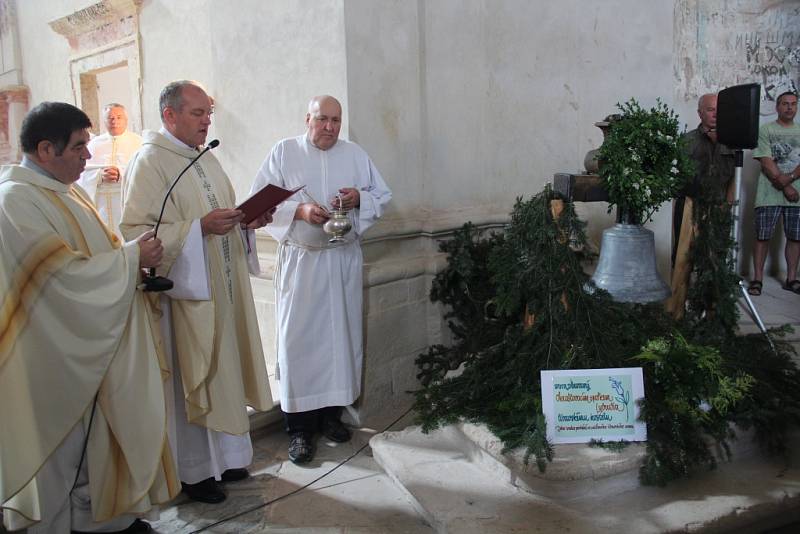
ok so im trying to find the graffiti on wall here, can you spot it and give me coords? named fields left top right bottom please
left=675, top=0, right=799, bottom=115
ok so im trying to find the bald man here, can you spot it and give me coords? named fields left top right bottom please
left=250, top=96, right=392, bottom=464
left=667, top=92, right=735, bottom=318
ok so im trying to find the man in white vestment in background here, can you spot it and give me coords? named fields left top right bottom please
left=0, top=102, right=178, bottom=533
left=77, top=103, right=142, bottom=237
left=250, top=95, right=391, bottom=464
left=121, top=80, right=273, bottom=504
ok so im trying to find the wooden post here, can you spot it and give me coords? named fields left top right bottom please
left=523, top=198, right=569, bottom=330
left=665, top=197, right=695, bottom=320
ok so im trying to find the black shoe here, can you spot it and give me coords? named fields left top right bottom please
left=221, top=467, right=249, bottom=483
left=288, top=432, right=315, bottom=464
left=181, top=477, right=226, bottom=503
left=73, top=518, right=151, bottom=534
left=121, top=520, right=152, bottom=533
left=322, top=417, right=351, bottom=443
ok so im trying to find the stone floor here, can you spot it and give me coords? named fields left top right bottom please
left=149, top=412, right=431, bottom=534
left=153, top=276, right=800, bottom=533
left=3, top=276, right=799, bottom=533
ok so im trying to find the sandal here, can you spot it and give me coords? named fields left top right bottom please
left=747, top=280, right=762, bottom=296
left=783, top=279, right=800, bottom=295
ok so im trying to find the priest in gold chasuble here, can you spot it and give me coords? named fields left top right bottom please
left=121, top=80, right=272, bottom=504
left=0, top=103, right=178, bottom=533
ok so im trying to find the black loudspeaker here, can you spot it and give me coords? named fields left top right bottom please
left=717, top=83, right=760, bottom=149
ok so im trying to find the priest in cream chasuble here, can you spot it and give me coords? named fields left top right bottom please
left=121, top=81, right=272, bottom=501
left=0, top=102, right=178, bottom=533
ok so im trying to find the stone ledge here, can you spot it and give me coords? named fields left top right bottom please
left=371, top=424, right=800, bottom=533
left=457, top=422, right=646, bottom=498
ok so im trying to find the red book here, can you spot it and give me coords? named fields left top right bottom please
left=237, top=184, right=303, bottom=224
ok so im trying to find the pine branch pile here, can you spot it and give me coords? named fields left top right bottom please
left=413, top=186, right=800, bottom=485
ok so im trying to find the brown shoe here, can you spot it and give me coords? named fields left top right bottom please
left=783, top=279, right=800, bottom=295
left=747, top=280, right=762, bottom=296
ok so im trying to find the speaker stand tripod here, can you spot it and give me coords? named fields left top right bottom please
left=730, top=149, right=777, bottom=353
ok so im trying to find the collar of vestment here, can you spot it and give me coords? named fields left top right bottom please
left=304, top=133, right=341, bottom=154
left=159, top=126, right=196, bottom=151
left=141, top=129, right=202, bottom=160
left=21, top=156, right=57, bottom=180
left=92, top=131, right=136, bottom=141
left=1, top=162, right=71, bottom=193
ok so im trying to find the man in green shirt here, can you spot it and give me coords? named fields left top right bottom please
left=749, top=91, right=800, bottom=296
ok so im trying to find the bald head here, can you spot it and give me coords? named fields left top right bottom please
left=308, top=95, right=341, bottom=115
left=306, top=95, right=342, bottom=150
left=697, top=93, right=718, bottom=133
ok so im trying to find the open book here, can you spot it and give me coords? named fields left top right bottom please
left=237, top=184, right=304, bottom=224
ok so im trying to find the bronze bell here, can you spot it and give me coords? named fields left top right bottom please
left=590, top=222, right=671, bottom=303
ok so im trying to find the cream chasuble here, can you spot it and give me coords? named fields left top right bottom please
left=121, top=130, right=272, bottom=438
left=77, top=130, right=143, bottom=238
left=251, top=135, right=391, bottom=412
left=0, top=165, right=179, bottom=531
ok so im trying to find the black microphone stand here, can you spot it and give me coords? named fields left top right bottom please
left=141, top=139, right=220, bottom=292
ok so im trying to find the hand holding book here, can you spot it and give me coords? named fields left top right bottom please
left=236, top=184, right=304, bottom=224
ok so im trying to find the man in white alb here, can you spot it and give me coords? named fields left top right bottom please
left=121, top=80, right=273, bottom=504
left=251, top=95, right=391, bottom=464
left=77, top=103, right=142, bottom=237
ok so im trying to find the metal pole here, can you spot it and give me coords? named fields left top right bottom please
left=731, top=150, right=744, bottom=268
left=730, top=150, right=776, bottom=353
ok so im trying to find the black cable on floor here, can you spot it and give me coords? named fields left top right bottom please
left=70, top=393, right=99, bottom=495
left=189, top=406, right=414, bottom=533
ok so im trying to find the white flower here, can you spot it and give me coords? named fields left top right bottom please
left=671, top=159, right=677, bottom=165
left=633, top=182, right=640, bottom=190
left=631, top=153, right=641, bottom=162
left=645, top=187, right=652, bottom=197
left=670, top=166, right=679, bottom=175
left=623, top=168, right=630, bottom=176
left=665, top=135, right=673, bottom=141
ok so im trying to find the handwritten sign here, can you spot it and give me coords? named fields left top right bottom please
left=541, top=368, right=646, bottom=444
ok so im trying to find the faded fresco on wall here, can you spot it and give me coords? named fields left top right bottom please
left=675, top=0, right=800, bottom=115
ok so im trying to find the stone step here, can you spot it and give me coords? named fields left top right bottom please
left=456, top=422, right=647, bottom=499
left=371, top=423, right=800, bottom=533
left=370, top=425, right=594, bottom=533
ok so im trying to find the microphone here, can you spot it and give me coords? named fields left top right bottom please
left=142, top=139, right=220, bottom=292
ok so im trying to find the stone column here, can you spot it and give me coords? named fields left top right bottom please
left=0, top=87, right=28, bottom=164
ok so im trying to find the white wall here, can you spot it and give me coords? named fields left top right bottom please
left=95, top=64, right=133, bottom=129
left=135, top=0, right=350, bottom=201
left=344, top=0, right=676, bottom=273
left=15, top=0, right=76, bottom=102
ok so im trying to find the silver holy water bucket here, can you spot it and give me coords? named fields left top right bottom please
left=322, top=194, right=352, bottom=243
left=590, top=223, right=671, bottom=303
left=322, top=209, right=352, bottom=243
